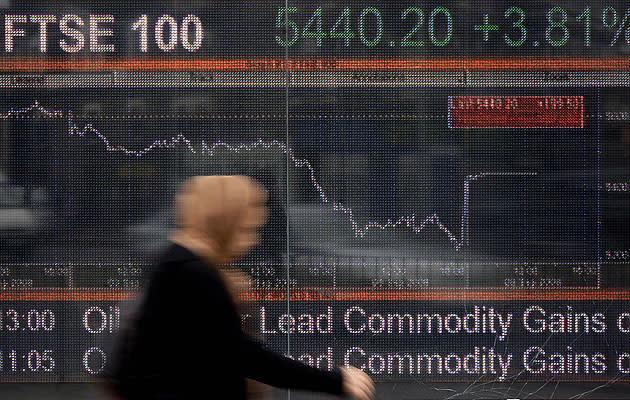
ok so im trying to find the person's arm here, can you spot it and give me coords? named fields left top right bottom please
left=184, top=259, right=373, bottom=398
left=239, top=333, right=344, bottom=394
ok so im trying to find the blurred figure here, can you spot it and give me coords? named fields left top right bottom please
left=104, top=175, right=374, bottom=400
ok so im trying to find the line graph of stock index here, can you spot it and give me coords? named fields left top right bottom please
left=0, top=85, right=623, bottom=387
left=0, top=91, right=601, bottom=291
left=3, top=101, right=538, bottom=246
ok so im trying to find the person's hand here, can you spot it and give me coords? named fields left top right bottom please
left=340, top=366, right=374, bottom=400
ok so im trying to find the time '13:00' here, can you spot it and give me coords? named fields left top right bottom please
left=0, top=309, right=56, bottom=332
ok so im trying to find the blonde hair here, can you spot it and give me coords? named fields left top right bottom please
left=169, top=175, right=268, bottom=265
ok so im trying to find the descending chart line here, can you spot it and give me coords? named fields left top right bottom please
left=4, top=101, right=537, bottom=249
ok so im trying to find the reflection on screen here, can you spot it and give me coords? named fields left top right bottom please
left=0, top=1, right=629, bottom=398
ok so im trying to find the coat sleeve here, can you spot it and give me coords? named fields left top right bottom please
left=239, top=333, right=344, bottom=395
left=186, top=260, right=345, bottom=396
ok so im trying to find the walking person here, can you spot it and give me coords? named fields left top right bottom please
left=104, top=175, right=374, bottom=400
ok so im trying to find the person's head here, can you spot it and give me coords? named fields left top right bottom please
left=170, top=175, right=268, bottom=265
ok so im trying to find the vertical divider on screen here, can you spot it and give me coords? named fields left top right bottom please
left=283, top=0, right=292, bottom=398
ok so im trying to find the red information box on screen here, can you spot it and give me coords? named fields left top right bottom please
left=449, top=96, right=585, bottom=128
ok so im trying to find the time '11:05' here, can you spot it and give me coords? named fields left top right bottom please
left=0, top=350, right=55, bottom=372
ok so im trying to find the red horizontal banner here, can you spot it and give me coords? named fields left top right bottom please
left=1, top=288, right=629, bottom=301
left=449, top=96, right=585, bottom=128
left=0, top=57, right=630, bottom=71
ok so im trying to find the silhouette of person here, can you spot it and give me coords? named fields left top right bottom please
left=104, top=175, right=374, bottom=400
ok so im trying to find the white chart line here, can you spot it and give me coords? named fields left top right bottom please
left=4, top=101, right=537, bottom=250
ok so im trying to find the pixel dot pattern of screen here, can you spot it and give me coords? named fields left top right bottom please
left=0, top=1, right=629, bottom=399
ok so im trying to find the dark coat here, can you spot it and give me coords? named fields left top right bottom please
left=105, top=242, right=343, bottom=400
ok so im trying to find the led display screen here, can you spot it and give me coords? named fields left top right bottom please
left=0, top=1, right=629, bottom=398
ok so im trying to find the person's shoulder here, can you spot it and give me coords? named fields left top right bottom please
left=159, top=241, right=202, bottom=264
left=156, top=242, right=224, bottom=287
